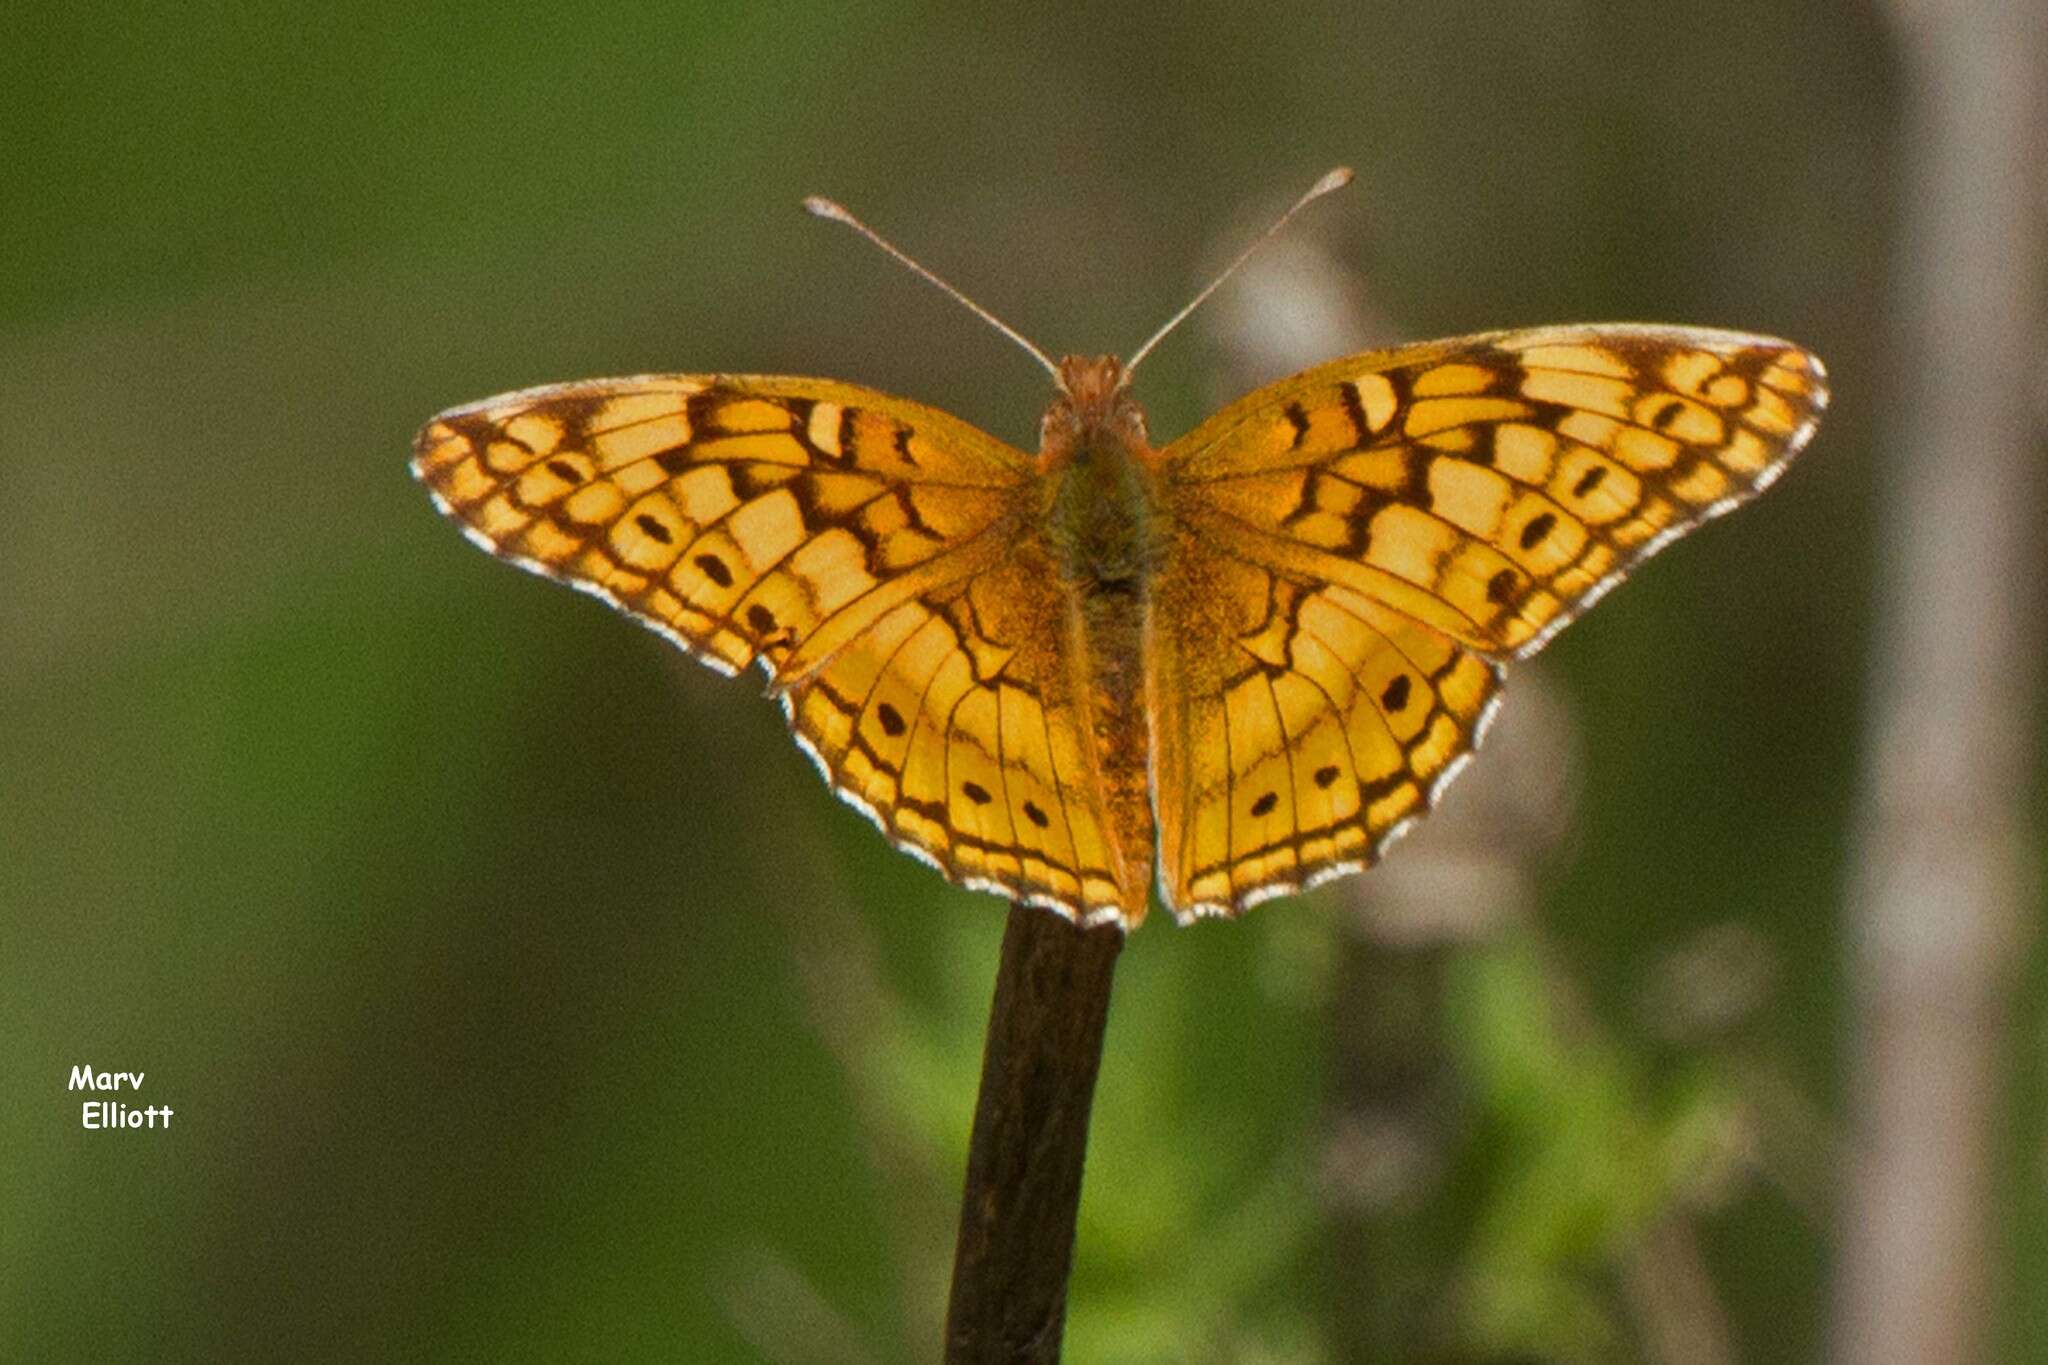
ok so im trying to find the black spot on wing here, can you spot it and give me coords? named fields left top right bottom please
left=1283, top=402, right=1311, bottom=450
left=892, top=424, right=919, bottom=468
left=1338, top=381, right=1373, bottom=447
left=694, top=552, right=734, bottom=587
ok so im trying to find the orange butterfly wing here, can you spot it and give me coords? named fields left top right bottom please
left=1148, top=325, right=1827, bottom=917
left=413, top=375, right=1142, bottom=920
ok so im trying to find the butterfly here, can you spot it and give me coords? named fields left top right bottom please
left=412, top=171, right=1827, bottom=929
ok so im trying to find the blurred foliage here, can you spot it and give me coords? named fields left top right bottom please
left=6, top=2, right=2040, bottom=1363
left=1445, top=935, right=1742, bottom=1361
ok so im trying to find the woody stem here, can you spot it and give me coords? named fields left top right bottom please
left=942, top=903, right=1125, bottom=1363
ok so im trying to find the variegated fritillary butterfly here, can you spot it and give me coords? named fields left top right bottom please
left=412, top=171, right=1826, bottom=929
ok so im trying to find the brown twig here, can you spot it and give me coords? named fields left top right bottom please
left=943, top=903, right=1124, bottom=1363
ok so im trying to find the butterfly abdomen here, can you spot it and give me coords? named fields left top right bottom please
left=1052, top=572, right=1154, bottom=918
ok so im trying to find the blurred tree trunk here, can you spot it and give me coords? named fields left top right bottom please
left=1835, top=6, right=2045, bottom=1364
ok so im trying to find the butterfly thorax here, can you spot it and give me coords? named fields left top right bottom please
left=1039, top=355, right=1167, bottom=596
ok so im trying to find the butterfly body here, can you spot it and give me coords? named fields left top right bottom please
left=415, top=324, right=1826, bottom=928
left=999, top=356, right=1159, bottom=919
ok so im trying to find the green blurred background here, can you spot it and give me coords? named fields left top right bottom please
left=4, top=3, right=2038, bottom=1361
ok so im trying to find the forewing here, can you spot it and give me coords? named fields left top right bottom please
left=1161, top=325, right=1828, bottom=659
left=413, top=374, right=1031, bottom=679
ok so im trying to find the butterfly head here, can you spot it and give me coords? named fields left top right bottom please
left=1041, top=354, right=1151, bottom=469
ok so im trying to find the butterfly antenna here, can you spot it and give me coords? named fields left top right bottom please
left=803, top=195, right=1063, bottom=385
left=1122, top=166, right=1355, bottom=382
